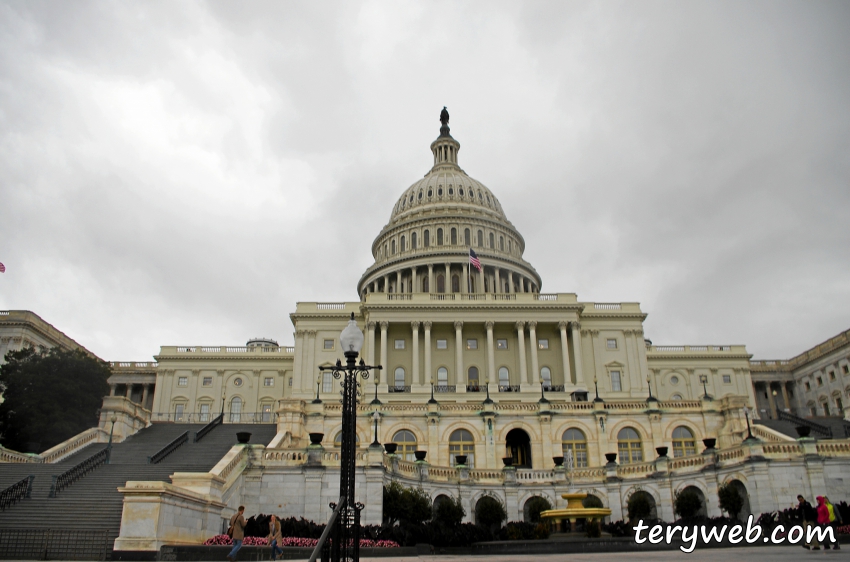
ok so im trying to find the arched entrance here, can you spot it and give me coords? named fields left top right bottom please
left=505, top=428, right=532, bottom=468
left=627, top=490, right=657, bottom=521
left=727, top=480, right=751, bottom=520
left=675, top=486, right=708, bottom=519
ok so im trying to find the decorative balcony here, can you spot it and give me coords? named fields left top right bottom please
left=388, top=385, right=411, bottom=393
left=434, top=385, right=456, bottom=393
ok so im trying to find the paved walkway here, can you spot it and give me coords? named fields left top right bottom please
left=362, top=545, right=842, bottom=561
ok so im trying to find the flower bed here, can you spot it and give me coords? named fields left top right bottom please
left=202, top=535, right=399, bottom=548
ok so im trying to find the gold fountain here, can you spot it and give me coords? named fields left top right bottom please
left=540, top=492, right=612, bottom=532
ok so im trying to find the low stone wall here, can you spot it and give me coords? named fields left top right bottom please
left=158, top=545, right=419, bottom=561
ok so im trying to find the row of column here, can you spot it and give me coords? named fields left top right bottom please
left=109, top=383, right=154, bottom=408
left=363, top=263, right=538, bottom=296
left=754, top=381, right=795, bottom=419
left=365, top=320, right=585, bottom=389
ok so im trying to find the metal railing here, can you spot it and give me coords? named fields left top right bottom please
left=194, top=413, right=224, bottom=443
left=49, top=448, right=110, bottom=498
left=0, top=529, right=110, bottom=560
left=388, top=385, right=411, bottom=393
left=148, top=430, right=188, bottom=464
left=777, top=410, right=832, bottom=438
left=0, top=476, right=34, bottom=510
left=466, top=384, right=482, bottom=392
left=544, top=384, right=565, bottom=392
left=434, top=385, right=456, bottom=393
left=498, top=385, right=521, bottom=392
left=308, top=496, right=345, bottom=562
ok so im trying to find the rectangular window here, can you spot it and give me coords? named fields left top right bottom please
left=322, top=372, right=333, bottom=393
left=178, top=376, right=188, bottom=387
left=810, top=407, right=817, bottom=416
left=817, top=377, right=823, bottom=386
left=805, top=382, right=811, bottom=391
left=611, top=371, right=622, bottom=392
left=607, top=339, right=618, bottom=349
left=264, top=377, right=274, bottom=387
left=288, top=377, right=293, bottom=387
left=843, top=365, right=849, bottom=374
left=466, top=339, right=478, bottom=350
left=395, top=339, right=405, bottom=350
left=202, top=376, right=212, bottom=386
left=323, top=339, right=334, bottom=350
left=496, top=339, right=508, bottom=349
left=722, top=375, right=731, bottom=384
left=262, top=403, right=272, bottom=422
left=829, top=371, right=836, bottom=381
left=199, top=403, right=210, bottom=422
left=436, top=339, right=447, bottom=349
left=175, top=404, right=185, bottom=421
left=538, top=339, right=549, bottom=350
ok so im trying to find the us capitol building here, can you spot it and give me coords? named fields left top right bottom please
left=2, top=110, right=849, bottom=551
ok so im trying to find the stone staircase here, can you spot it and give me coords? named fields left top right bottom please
left=755, top=415, right=850, bottom=439
left=0, top=422, right=277, bottom=550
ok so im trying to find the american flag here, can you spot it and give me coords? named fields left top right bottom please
left=469, top=249, right=481, bottom=271
left=0, top=262, right=5, bottom=273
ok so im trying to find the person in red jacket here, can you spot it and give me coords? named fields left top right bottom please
left=815, top=496, right=838, bottom=550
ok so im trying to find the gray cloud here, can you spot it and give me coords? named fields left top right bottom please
left=1, top=0, right=848, bottom=360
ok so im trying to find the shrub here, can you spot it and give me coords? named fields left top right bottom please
left=383, top=482, right=432, bottom=526
left=475, top=496, right=507, bottom=529
left=525, top=496, right=553, bottom=523
left=674, top=489, right=703, bottom=520
left=627, top=493, right=653, bottom=521
left=533, top=522, right=551, bottom=540
left=582, top=495, right=604, bottom=509
left=434, top=495, right=465, bottom=526
left=586, top=519, right=601, bottom=538
left=717, top=483, right=744, bottom=520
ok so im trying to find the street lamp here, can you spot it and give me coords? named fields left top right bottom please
left=428, top=376, right=438, bottom=405
left=370, top=373, right=382, bottom=406
left=699, top=375, right=712, bottom=400
left=317, top=313, right=380, bottom=562
left=107, top=414, right=118, bottom=463
left=538, top=377, right=549, bottom=405
left=646, top=375, right=658, bottom=403
left=742, top=406, right=756, bottom=442
left=593, top=376, right=604, bottom=403
left=313, top=374, right=322, bottom=404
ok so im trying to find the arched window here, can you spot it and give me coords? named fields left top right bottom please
left=384, top=244, right=388, bottom=258
left=464, top=228, right=471, bottom=246
left=400, top=235, right=405, bottom=252
left=617, top=427, right=643, bottom=464
left=230, top=397, right=242, bottom=423
left=437, top=228, right=443, bottom=245
left=394, top=367, right=405, bottom=388
left=451, top=274, right=460, bottom=293
left=391, top=240, right=396, bottom=254
left=437, top=367, right=448, bottom=386
left=411, top=232, right=417, bottom=249
left=477, top=230, right=483, bottom=247
left=489, top=232, right=494, bottom=248
left=334, top=431, right=360, bottom=447
left=541, top=367, right=552, bottom=387
left=500, top=236, right=504, bottom=251
left=468, top=366, right=480, bottom=390
left=422, top=276, right=429, bottom=292
left=436, top=274, right=445, bottom=293
left=672, top=426, right=696, bottom=457
left=499, top=367, right=510, bottom=386
left=562, top=428, right=588, bottom=468
left=393, top=430, right=417, bottom=461
left=451, top=227, right=457, bottom=245
left=424, top=230, right=430, bottom=247
left=449, top=429, right=475, bottom=467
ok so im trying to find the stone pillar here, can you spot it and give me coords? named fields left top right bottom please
left=479, top=265, right=485, bottom=294
left=486, top=321, right=496, bottom=386
left=495, top=268, right=501, bottom=294
left=571, top=322, right=585, bottom=388
left=428, top=264, right=434, bottom=294
left=424, top=321, right=432, bottom=388
left=767, top=384, right=778, bottom=419
left=367, top=322, right=376, bottom=369
left=412, top=321, right=420, bottom=386
left=141, top=385, right=150, bottom=409
left=780, top=383, right=790, bottom=412
left=383, top=274, right=389, bottom=293
left=125, top=384, right=133, bottom=399
left=516, top=321, right=528, bottom=385
left=411, top=266, right=418, bottom=293
left=380, top=321, right=389, bottom=388
left=462, top=263, right=469, bottom=294
left=528, top=321, right=540, bottom=385
left=445, top=263, right=451, bottom=292
left=455, top=321, right=465, bottom=388
left=559, top=321, right=573, bottom=385
left=396, top=270, right=402, bottom=294
left=110, top=384, right=117, bottom=397
left=508, top=272, right=515, bottom=294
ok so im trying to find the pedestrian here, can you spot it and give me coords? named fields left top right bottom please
left=228, top=506, right=247, bottom=562
left=815, top=496, right=838, bottom=550
left=823, top=496, right=842, bottom=550
left=797, top=495, right=819, bottom=550
left=267, top=514, right=283, bottom=561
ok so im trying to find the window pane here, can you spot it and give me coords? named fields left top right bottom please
left=468, top=366, right=479, bottom=382
left=611, top=371, right=621, bottom=392
left=323, top=372, right=333, bottom=393
left=466, top=339, right=478, bottom=350
left=499, top=367, right=509, bottom=385
left=497, top=339, right=508, bottom=349
left=541, top=367, right=551, bottom=383
left=436, top=339, right=447, bottom=349
left=538, top=339, right=549, bottom=350
left=395, top=339, right=405, bottom=349
left=394, top=367, right=405, bottom=386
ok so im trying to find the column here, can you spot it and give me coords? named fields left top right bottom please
left=141, top=384, right=150, bottom=409
left=423, top=322, right=432, bottom=388
left=380, top=322, right=389, bottom=387
left=495, top=268, right=501, bottom=293
left=559, top=321, right=573, bottom=385
left=571, top=322, right=585, bottom=388
left=455, top=321, right=465, bottom=388
left=411, top=321, right=420, bottom=385
left=125, top=384, right=133, bottom=399
left=462, top=264, right=469, bottom=294
left=367, top=322, right=376, bottom=368
left=486, top=321, right=496, bottom=385
left=508, top=271, right=515, bottom=294
left=383, top=274, right=389, bottom=293
left=516, top=321, right=528, bottom=385
left=780, top=383, right=790, bottom=413
left=445, top=263, right=451, bottom=292
left=110, top=384, right=117, bottom=397
left=768, top=384, right=778, bottom=419
left=396, top=270, right=402, bottom=293
left=528, top=321, right=539, bottom=385
left=479, top=265, right=485, bottom=294
left=412, top=266, right=418, bottom=293
left=428, top=264, right=434, bottom=294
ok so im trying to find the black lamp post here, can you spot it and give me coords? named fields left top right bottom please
left=539, top=377, right=549, bottom=404
left=370, top=375, right=382, bottom=406
left=743, top=406, right=756, bottom=442
left=593, top=376, right=604, bottom=403
left=371, top=412, right=380, bottom=447
left=313, top=375, right=322, bottom=404
left=428, top=377, right=438, bottom=405
left=699, top=375, right=712, bottom=400
left=107, top=414, right=117, bottom=463
left=318, top=313, right=381, bottom=562
left=646, top=375, right=658, bottom=403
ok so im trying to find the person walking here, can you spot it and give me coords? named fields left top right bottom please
left=267, top=514, right=283, bottom=561
left=228, top=506, right=247, bottom=562
left=816, top=496, right=838, bottom=550
left=797, top=495, right=819, bottom=550
left=823, top=496, right=842, bottom=550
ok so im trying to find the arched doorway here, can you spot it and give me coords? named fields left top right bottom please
left=627, top=490, right=657, bottom=521
left=676, top=486, right=708, bottom=519
left=727, top=480, right=751, bottom=520
left=505, top=428, right=532, bottom=468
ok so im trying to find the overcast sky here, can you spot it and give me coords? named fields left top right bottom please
left=1, top=1, right=848, bottom=362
